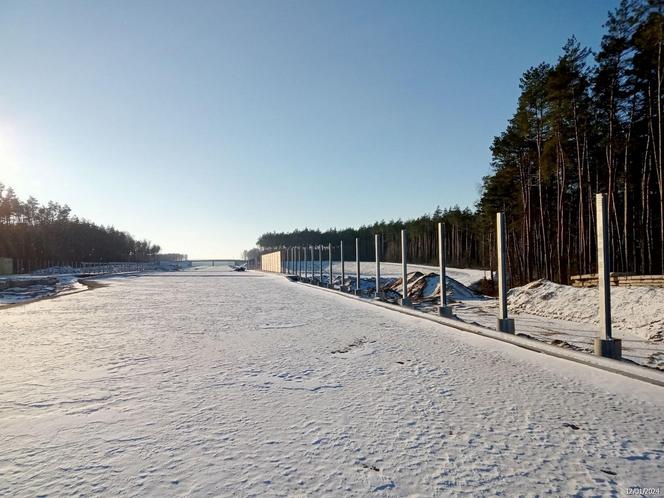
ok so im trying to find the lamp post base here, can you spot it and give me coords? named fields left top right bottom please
left=497, top=318, right=515, bottom=334
left=438, top=306, right=454, bottom=318
left=399, top=297, right=412, bottom=307
left=594, top=338, right=622, bottom=360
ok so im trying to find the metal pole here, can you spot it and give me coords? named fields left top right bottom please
left=355, top=237, right=361, bottom=294
left=496, top=213, right=514, bottom=333
left=340, top=240, right=345, bottom=291
left=310, top=245, right=315, bottom=282
left=401, top=229, right=411, bottom=306
left=319, top=245, right=323, bottom=284
left=375, top=233, right=381, bottom=299
left=304, top=245, right=309, bottom=281
left=594, top=193, right=621, bottom=358
left=438, top=222, right=452, bottom=317
left=328, top=243, right=333, bottom=288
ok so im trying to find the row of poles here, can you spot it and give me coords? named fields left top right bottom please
left=277, top=193, right=620, bottom=360
left=281, top=224, right=461, bottom=320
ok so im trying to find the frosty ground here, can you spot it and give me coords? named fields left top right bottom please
left=1, top=268, right=663, bottom=496
left=311, top=261, right=664, bottom=369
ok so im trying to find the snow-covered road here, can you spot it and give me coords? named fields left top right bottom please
left=1, top=269, right=663, bottom=496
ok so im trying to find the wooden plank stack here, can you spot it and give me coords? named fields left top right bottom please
left=570, top=273, right=664, bottom=288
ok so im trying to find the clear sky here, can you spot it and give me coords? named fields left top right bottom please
left=0, top=0, right=618, bottom=258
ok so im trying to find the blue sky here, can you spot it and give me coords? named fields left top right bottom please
left=0, top=0, right=618, bottom=258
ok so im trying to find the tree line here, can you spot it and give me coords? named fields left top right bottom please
left=254, top=206, right=485, bottom=269
left=480, top=0, right=664, bottom=284
left=254, top=0, right=664, bottom=286
left=0, top=182, right=163, bottom=265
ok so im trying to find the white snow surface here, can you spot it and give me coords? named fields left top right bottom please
left=1, top=268, right=663, bottom=496
left=507, top=279, right=664, bottom=341
left=0, top=275, right=85, bottom=306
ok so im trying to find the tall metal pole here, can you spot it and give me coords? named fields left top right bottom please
left=319, top=245, right=323, bottom=284
left=375, top=233, right=381, bottom=299
left=594, top=193, right=621, bottom=359
left=328, top=243, right=333, bottom=288
left=355, top=238, right=361, bottom=294
left=305, top=245, right=309, bottom=281
left=496, top=213, right=514, bottom=333
left=401, top=229, right=411, bottom=306
left=310, top=245, right=315, bottom=282
left=438, top=222, right=452, bottom=317
left=340, top=240, right=345, bottom=291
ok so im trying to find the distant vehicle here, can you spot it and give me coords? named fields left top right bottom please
left=229, top=263, right=247, bottom=272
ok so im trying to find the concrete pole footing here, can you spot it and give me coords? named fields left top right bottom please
left=594, top=338, right=622, bottom=359
left=438, top=306, right=454, bottom=318
left=497, top=318, right=515, bottom=334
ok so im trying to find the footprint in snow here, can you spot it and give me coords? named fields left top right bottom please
left=373, top=481, right=395, bottom=492
left=362, top=463, right=380, bottom=472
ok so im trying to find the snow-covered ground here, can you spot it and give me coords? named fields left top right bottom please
left=289, top=261, right=664, bottom=368
left=0, top=262, right=182, bottom=307
left=508, top=279, right=664, bottom=341
left=1, top=268, right=663, bottom=496
left=0, top=275, right=86, bottom=306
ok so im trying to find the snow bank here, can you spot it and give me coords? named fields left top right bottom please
left=0, top=275, right=85, bottom=306
left=508, top=279, right=664, bottom=341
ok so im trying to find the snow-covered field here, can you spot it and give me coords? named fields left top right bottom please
left=288, top=262, right=664, bottom=368
left=0, top=275, right=86, bottom=306
left=1, top=268, right=663, bottom=496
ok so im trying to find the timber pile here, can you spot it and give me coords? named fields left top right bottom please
left=385, top=271, right=440, bottom=301
left=571, top=273, right=664, bottom=288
